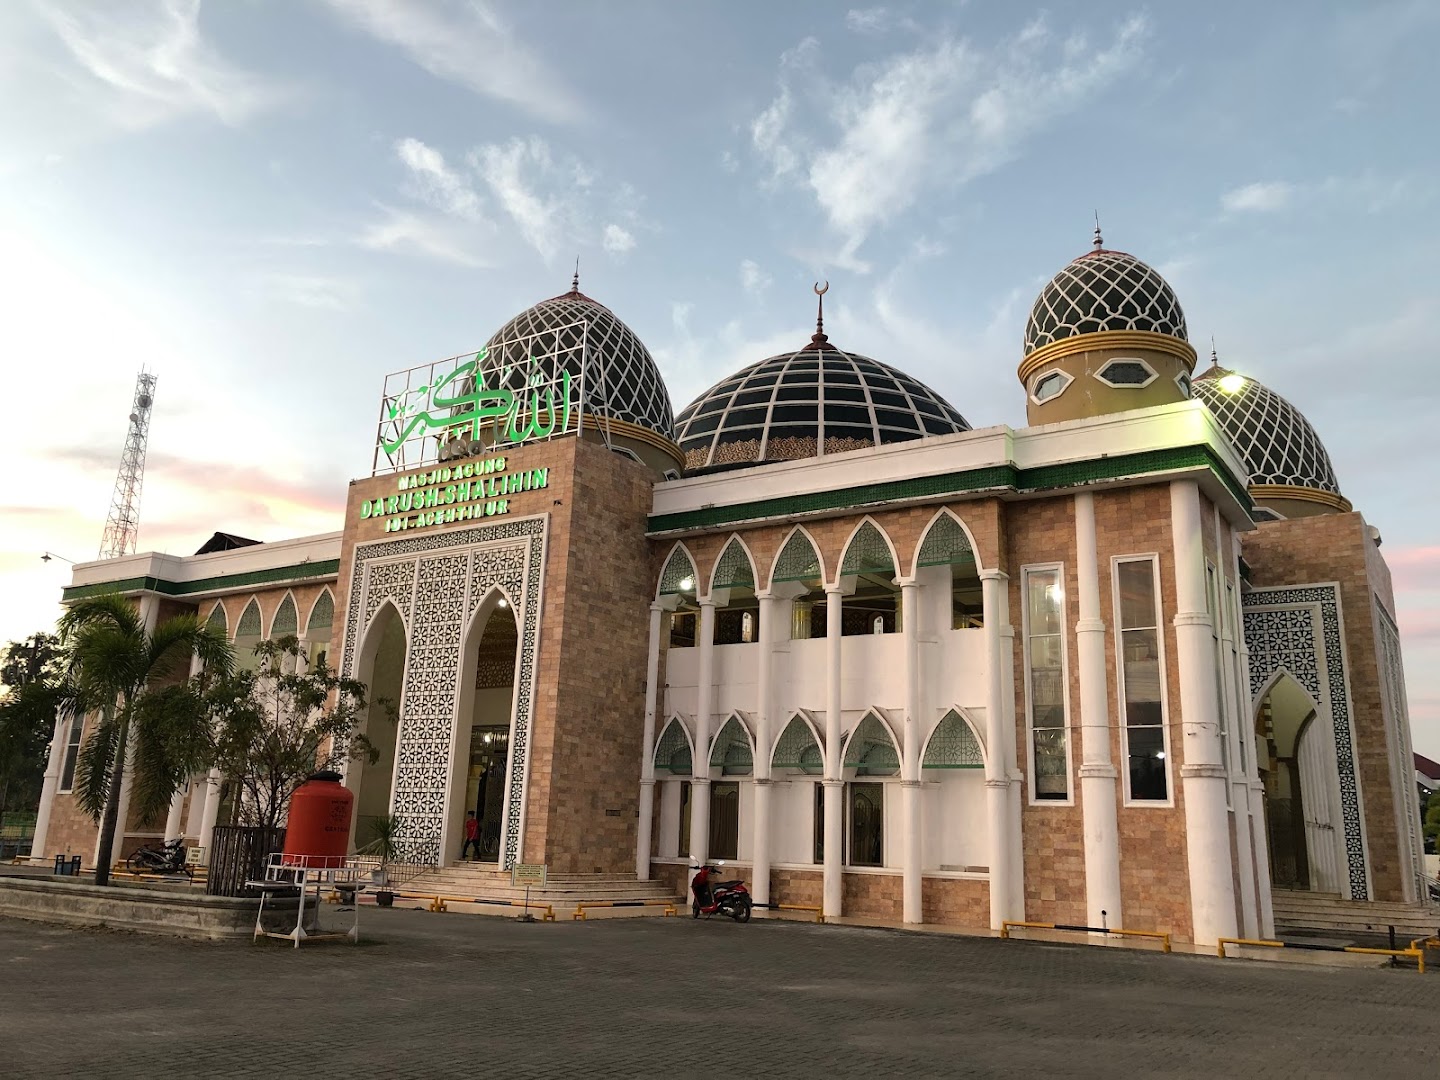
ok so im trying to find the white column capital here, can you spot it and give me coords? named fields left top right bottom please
left=896, top=577, right=918, bottom=588
left=823, top=584, right=845, bottom=596
left=1078, top=762, right=1119, bottom=780
left=639, top=777, right=656, bottom=789
left=821, top=778, right=845, bottom=789
left=978, top=569, right=1009, bottom=583
left=1076, top=618, right=1106, bottom=634
left=1173, top=611, right=1213, bottom=629
left=900, top=779, right=924, bottom=789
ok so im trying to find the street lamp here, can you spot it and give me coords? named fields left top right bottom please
left=40, top=552, right=75, bottom=564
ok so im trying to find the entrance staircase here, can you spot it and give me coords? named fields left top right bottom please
left=1271, top=890, right=1440, bottom=940
left=390, top=862, right=679, bottom=916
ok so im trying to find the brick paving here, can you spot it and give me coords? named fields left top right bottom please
left=1, top=909, right=1437, bottom=1078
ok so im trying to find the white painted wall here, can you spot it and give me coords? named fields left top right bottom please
left=922, top=771, right=989, bottom=871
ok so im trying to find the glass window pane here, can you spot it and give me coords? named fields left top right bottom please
left=1027, top=570, right=1062, bottom=634
left=1033, top=729, right=1068, bottom=799
left=1127, top=727, right=1168, bottom=800
left=709, top=782, right=739, bottom=860
left=1117, top=561, right=1156, bottom=629
left=847, top=782, right=884, bottom=867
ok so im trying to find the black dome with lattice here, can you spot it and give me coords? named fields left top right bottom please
left=675, top=336, right=969, bottom=472
left=1024, top=247, right=1189, bottom=357
left=479, top=282, right=675, bottom=440
left=1193, top=364, right=1342, bottom=495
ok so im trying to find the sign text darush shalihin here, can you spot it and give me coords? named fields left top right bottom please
left=359, top=453, right=551, bottom=533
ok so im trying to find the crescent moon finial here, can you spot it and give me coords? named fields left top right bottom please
left=814, top=280, right=829, bottom=296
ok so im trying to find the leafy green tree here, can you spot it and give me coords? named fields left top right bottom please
left=59, top=594, right=232, bottom=886
left=202, top=636, right=376, bottom=836
left=0, top=633, right=66, bottom=825
left=1424, top=799, right=1440, bottom=850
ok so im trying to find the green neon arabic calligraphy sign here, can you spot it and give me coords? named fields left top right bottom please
left=381, top=347, right=576, bottom=457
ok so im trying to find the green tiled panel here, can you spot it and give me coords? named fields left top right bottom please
left=61, top=559, right=341, bottom=603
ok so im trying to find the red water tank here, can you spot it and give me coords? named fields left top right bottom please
left=282, top=771, right=354, bottom=868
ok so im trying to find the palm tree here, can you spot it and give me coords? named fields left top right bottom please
left=58, top=594, right=233, bottom=886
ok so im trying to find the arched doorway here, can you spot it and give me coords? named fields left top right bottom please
left=350, top=603, right=406, bottom=850
left=449, top=597, right=519, bottom=864
left=1255, top=674, right=1341, bottom=893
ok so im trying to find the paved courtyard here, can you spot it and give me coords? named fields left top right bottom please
left=1, top=909, right=1437, bottom=1078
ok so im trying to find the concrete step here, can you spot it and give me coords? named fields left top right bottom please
left=1270, top=891, right=1440, bottom=937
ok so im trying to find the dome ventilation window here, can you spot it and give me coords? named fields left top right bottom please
left=1095, top=358, right=1157, bottom=388
left=1175, top=372, right=1192, bottom=398
left=1030, top=369, right=1073, bottom=404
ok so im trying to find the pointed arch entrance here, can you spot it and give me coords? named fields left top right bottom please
left=349, top=602, right=407, bottom=848
left=449, top=594, right=520, bottom=863
left=1255, top=672, right=1343, bottom=893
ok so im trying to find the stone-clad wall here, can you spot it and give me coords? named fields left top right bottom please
left=1243, top=510, right=1409, bottom=903
left=1094, top=484, right=1194, bottom=941
left=539, top=440, right=655, bottom=874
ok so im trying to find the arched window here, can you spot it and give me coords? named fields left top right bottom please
left=771, top=529, right=825, bottom=640
left=843, top=712, right=900, bottom=777
left=234, top=597, right=262, bottom=672
left=711, top=538, right=758, bottom=646
left=923, top=711, right=985, bottom=769
left=307, top=589, right=335, bottom=671
left=709, top=715, right=754, bottom=776
left=839, top=521, right=899, bottom=636
left=271, top=594, right=298, bottom=638
left=204, top=603, right=227, bottom=635
left=653, top=718, right=693, bottom=776
left=658, top=547, right=700, bottom=648
left=916, top=513, right=983, bottom=629
left=771, top=714, right=823, bottom=775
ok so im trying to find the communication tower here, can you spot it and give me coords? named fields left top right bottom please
left=98, top=370, right=158, bottom=559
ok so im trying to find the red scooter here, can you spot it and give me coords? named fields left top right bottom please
left=690, top=862, right=752, bottom=923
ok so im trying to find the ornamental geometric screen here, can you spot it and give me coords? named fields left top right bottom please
left=653, top=719, right=693, bottom=775
left=307, top=590, right=334, bottom=636
left=673, top=343, right=970, bottom=471
left=1024, top=248, right=1188, bottom=357
left=709, top=715, right=754, bottom=775
left=841, top=521, right=895, bottom=577
left=204, top=603, right=227, bottom=634
left=923, top=710, right=984, bottom=768
left=235, top=598, right=261, bottom=639
left=1193, top=371, right=1343, bottom=495
left=658, top=547, right=698, bottom=596
left=271, top=594, right=298, bottom=637
left=844, top=713, right=899, bottom=775
left=917, top=514, right=975, bottom=568
left=771, top=714, right=822, bottom=773
left=772, top=530, right=822, bottom=584
left=711, top=538, right=755, bottom=591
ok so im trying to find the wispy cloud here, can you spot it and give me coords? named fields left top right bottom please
left=357, top=206, right=490, bottom=267
left=740, top=259, right=772, bottom=295
left=264, top=273, right=359, bottom=312
left=1220, top=172, right=1431, bottom=217
left=602, top=223, right=636, bottom=255
left=1221, top=181, right=1295, bottom=214
left=472, top=136, right=576, bottom=262
left=321, top=0, right=585, bottom=124
left=395, top=136, right=486, bottom=223
left=748, top=13, right=1150, bottom=269
left=36, top=0, right=283, bottom=129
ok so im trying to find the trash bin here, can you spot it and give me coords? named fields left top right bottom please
left=53, top=855, right=81, bottom=876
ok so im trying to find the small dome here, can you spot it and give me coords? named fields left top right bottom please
left=1193, top=363, right=1342, bottom=496
left=480, top=281, right=674, bottom=440
left=1024, top=246, right=1188, bottom=357
left=675, top=338, right=969, bottom=472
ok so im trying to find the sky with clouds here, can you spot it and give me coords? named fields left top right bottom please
left=0, top=0, right=1436, bottom=751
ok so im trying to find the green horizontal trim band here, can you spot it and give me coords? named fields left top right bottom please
left=61, top=559, right=341, bottom=603
left=648, top=446, right=1251, bottom=533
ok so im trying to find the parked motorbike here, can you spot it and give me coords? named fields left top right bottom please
left=126, top=838, right=192, bottom=877
left=690, top=862, right=752, bottom=923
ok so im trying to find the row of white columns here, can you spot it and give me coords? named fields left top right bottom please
left=636, top=567, right=1025, bottom=929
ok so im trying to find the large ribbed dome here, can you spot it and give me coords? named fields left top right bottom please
left=675, top=333, right=969, bottom=472
left=1024, top=246, right=1188, bottom=357
left=1193, top=363, right=1342, bottom=496
left=479, top=282, right=674, bottom=440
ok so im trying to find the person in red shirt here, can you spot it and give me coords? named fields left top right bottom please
left=461, top=811, right=481, bottom=861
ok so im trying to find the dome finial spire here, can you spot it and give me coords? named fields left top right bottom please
left=808, top=280, right=830, bottom=349
left=571, top=256, right=580, bottom=294
left=1092, top=210, right=1104, bottom=251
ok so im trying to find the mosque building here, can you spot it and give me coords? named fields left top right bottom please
left=33, top=231, right=1427, bottom=946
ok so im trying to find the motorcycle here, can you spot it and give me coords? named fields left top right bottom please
left=126, top=838, right=192, bottom=877
left=690, top=862, right=752, bottom=923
